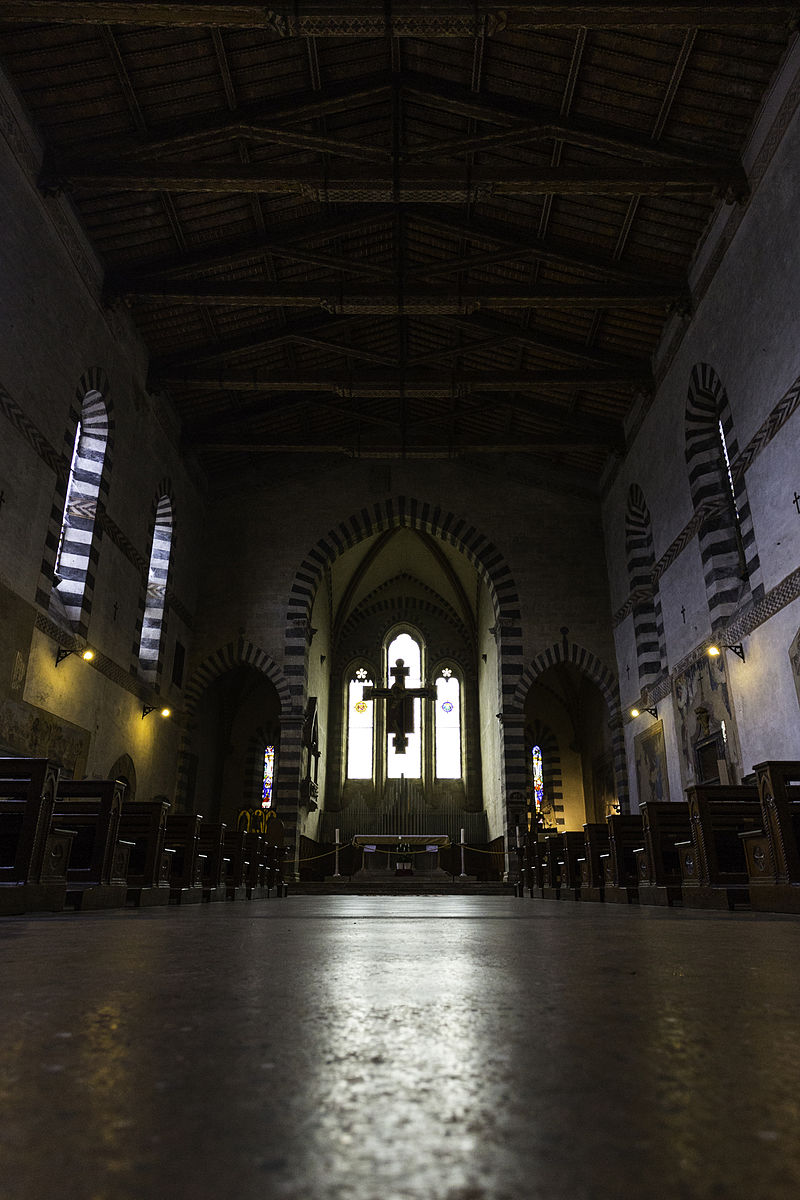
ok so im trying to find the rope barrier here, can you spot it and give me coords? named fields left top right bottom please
left=296, top=843, right=505, bottom=862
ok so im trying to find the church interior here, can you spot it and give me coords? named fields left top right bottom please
left=2, top=4, right=800, bottom=1198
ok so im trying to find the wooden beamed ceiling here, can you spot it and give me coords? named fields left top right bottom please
left=0, top=2, right=795, bottom=477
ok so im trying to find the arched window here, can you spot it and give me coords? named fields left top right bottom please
left=347, top=665, right=374, bottom=780
left=625, top=484, right=665, bottom=689
left=435, top=666, right=461, bottom=779
left=386, top=631, right=422, bottom=779
left=262, top=745, right=275, bottom=808
left=343, top=632, right=466, bottom=789
left=54, top=389, right=108, bottom=630
left=686, top=363, right=763, bottom=626
left=527, top=720, right=563, bottom=829
left=138, top=494, right=173, bottom=681
left=532, top=744, right=544, bottom=813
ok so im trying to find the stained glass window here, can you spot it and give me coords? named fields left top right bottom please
left=435, top=669, right=461, bottom=778
left=386, top=632, right=421, bottom=779
left=347, top=672, right=374, bottom=779
left=262, top=745, right=275, bottom=808
left=532, top=745, right=544, bottom=812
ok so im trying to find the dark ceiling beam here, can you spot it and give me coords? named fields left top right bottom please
left=402, top=72, right=739, bottom=170
left=148, top=313, right=398, bottom=373
left=105, top=209, right=392, bottom=283
left=75, top=74, right=391, bottom=160
left=115, top=279, right=681, bottom=311
left=439, top=312, right=654, bottom=373
left=193, top=440, right=614, bottom=456
left=184, top=396, right=399, bottom=443
left=406, top=402, right=624, bottom=448
left=42, top=159, right=743, bottom=200
left=0, top=3, right=792, bottom=32
left=407, top=207, right=686, bottom=287
left=153, top=366, right=648, bottom=391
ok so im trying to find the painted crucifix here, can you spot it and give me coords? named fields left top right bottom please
left=363, top=658, right=437, bottom=753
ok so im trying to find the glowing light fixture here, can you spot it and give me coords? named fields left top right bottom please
left=142, top=703, right=172, bottom=719
left=707, top=644, right=721, bottom=657
left=630, top=704, right=658, bottom=719
left=56, top=645, right=94, bottom=666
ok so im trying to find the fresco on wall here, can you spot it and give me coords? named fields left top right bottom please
left=634, top=721, right=670, bottom=806
left=0, top=698, right=90, bottom=778
left=671, top=654, right=740, bottom=789
left=789, top=627, right=800, bottom=714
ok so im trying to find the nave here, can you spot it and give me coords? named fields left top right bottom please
left=3, top=896, right=800, bottom=1200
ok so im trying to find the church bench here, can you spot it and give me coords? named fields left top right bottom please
left=677, top=784, right=761, bottom=909
left=197, top=822, right=229, bottom=901
left=164, top=813, right=206, bottom=904
left=118, top=799, right=173, bottom=907
left=243, top=831, right=268, bottom=898
left=223, top=829, right=250, bottom=900
left=541, top=833, right=564, bottom=899
left=634, top=801, right=692, bottom=907
left=0, top=758, right=74, bottom=914
left=53, top=779, right=131, bottom=910
left=741, top=761, right=800, bottom=913
left=556, top=832, right=586, bottom=900
left=578, top=822, right=610, bottom=902
left=600, top=815, right=643, bottom=903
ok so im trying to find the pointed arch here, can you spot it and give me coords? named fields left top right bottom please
left=686, top=363, right=763, bottom=628
left=136, top=484, right=175, bottom=682
left=512, top=639, right=628, bottom=811
left=625, top=483, right=666, bottom=688
left=175, top=640, right=291, bottom=809
left=284, top=496, right=523, bottom=845
left=47, top=373, right=114, bottom=636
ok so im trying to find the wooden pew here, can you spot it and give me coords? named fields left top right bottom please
left=0, top=758, right=74, bottom=914
left=223, top=829, right=250, bottom=900
left=677, top=784, right=761, bottom=909
left=54, top=779, right=131, bottom=910
left=578, top=823, right=609, bottom=902
left=557, top=832, right=586, bottom=900
left=118, top=799, right=173, bottom=907
left=741, top=761, right=800, bottom=914
left=634, top=801, right=691, bottom=907
left=541, top=833, right=564, bottom=899
left=600, top=815, right=643, bottom=904
left=197, top=821, right=228, bottom=901
left=164, top=813, right=206, bottom=904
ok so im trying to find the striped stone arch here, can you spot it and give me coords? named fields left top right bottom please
left=175, top=639, right=291, bottom=810
left=527, top=718, right=564, bottom=827
left=283, top=496, right=523, bottom=842
left=625, top=484, right=666, bottom=689
left=686, top=363, right=763, bottom=629
left=511, top=639, right=629, bottom=812
left=133, top=479, right=176, bottom=683
left=39, top=369, right=114, bottom=638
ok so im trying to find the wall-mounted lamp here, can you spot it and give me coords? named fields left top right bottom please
left=142, top=704, right=171, bottom=719
left=56, top=646, right=94, bottom=666
left=630, top=705, right=657, bottom=719
left=708, top=642, right=745, bottom=662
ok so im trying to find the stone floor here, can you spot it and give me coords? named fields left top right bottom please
left=2, top=896, right=800, bottom=1200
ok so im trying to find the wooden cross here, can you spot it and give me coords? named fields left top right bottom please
left=363, top=658, right=437, bottom=753
left=681, top=604, right=686, bottom=623
left=794, top=491, right=800, bottom=515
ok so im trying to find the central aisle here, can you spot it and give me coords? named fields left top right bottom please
left=3, top=897, right=800, bottom=1200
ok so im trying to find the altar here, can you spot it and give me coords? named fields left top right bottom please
left=351, top=833, right=450, bottom=876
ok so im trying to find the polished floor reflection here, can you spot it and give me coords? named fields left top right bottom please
left=2, top=897, right=800, bottom=1200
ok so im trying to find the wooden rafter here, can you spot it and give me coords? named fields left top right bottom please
left=152, top=366, right=649, bottom=391
left=43, top=159, right=745, bottom=199
left=0, top=3, right=793, bottom=32
left=115, top=279, right=683, bottom=311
